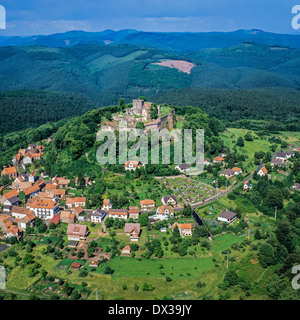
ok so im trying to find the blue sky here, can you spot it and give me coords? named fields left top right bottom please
left=0, top=0, right=299, bottom=36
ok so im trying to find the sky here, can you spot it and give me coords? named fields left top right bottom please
left=0, top=0, right=299, bottom=36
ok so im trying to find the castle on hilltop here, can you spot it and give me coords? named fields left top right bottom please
left=101, top=99, right=176, bottom=132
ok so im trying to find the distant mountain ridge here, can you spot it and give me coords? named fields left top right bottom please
left=0, top=29, right=300, bottom=50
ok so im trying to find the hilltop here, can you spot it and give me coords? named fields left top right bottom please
left=0, top=29, right=300, bottom=50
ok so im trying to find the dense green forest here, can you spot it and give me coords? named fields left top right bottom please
left=151, top=87, right=300, bottom=131
left=0, top=90, right=95, bottom=136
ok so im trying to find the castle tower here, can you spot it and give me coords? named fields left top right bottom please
left=132, top=99, right=144, bottom=116
left=168, top=109, right=176, bottom=130
left=157, top=105, right=161, bottom=115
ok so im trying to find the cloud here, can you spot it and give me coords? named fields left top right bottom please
left=0, top=0, right=297, bottom=35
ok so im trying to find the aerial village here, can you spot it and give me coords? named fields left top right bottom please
left=0, top=98, right=299, bottom=300
left=0, top=99, right=299, bottom=247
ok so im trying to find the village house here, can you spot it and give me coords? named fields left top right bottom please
left=14, top=173, right=28, bottom=183
left=24, top=184, right=41, bottom=199
left=128, top=206, right=140, bottom=220
left=89, top=261, right=99, bottom=268
left=26, top=198, right=60, bottom=220
left=231, top=167, right=243, bottom=175
left=161, top=195, right=177, bottom=206
left=66, top=197, right=86, bottom=208
left=28, top=171, right=38, bottom=183
left=1, top=166, right=18, bottom=180
left=140, top=199, right=155, bottom=211
left=22, top=152, right=42, bottom=165
left=102, top=199, right=112, bottom=211
left=11, top=181, right=33, bottom=192
left=274, top=151, right=288, bottom=162
left=271, top=158, right=284, bottom=167
left=175, top=163, right=191, bottom=174
left=67, top=224, right=89, bottom=241
left=122, top=245, right=131, bottom=254
left=52, top=176, right=71, bottom=189
left=155, top=205, right=175, bottom=221
left=124, top=223, right=141, bottom=241
left=285, top=150, right=295, bottom=159
left=243, top=181, right=252, bottom=191
left=0, top=214, right=12, bottom=232
left=45, top=183, right=58, bottom=193
left=12, top=152, right=23, bottom=165
left=291, top=183, right=300, bottom=193
left=257, top=166, right=268, bottom=177
left=220, top=169, right=234, bottom=179
left=108, top=209, right=128, bottom=220
left=6, top=225, right=23, bottom=240
left=213, top=156, right=225, bottom=164
left=60, top=211, right=76, bottom=224
left=73, top=206, right=84, bottom=218
left=52, top=188, right=66, bottom=199
left=1, top=190, right=19, bottom=212
left=11, top=206, right=31, bottom=219
left=217, top=211, right=237, bottom=224
left=17, top=211, right=36, bottom=231
left=124, top=160, right=141, bottom=171
left=2, top=190, right=19, bottom=212
left=173, top=222, right=193, bottom=237
left=75, top=176, right=92, bottom=187
left=91, top=208, right=106, bottom=223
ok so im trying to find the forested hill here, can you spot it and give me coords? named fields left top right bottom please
left=0, top=29, right=299, bottom=50
left=0, top=102, right=225, bottom=175
left=0, top=90, right=94, bottom=136
left=150, top=87, right=300, bottom=131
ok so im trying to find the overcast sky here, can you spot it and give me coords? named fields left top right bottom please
left=0, top=0, right=299, bottom=36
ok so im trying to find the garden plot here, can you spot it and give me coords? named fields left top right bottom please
left=159, top=177, right=218, bottom=205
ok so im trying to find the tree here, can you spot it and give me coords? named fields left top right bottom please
left=18, top=191, right=26, bottom=204
left=135, top=122, right=145, bottom=130
left=258, top=243, right=276, bottom=268
left=182, top=204, right=193, bottom=217
left=236, top=137, right=244, bottom=147
left=71, top=290, right=81, bottom=300
left=275, top=221, right=294, bottom=253
left=244, top=132, right=253, bottom=141
left=77, top=249, right=84, bottom=259
left=104, top=266, right=114, bottom=274
left=138, top=213, right=149, bottom=227
left=223, top=270, right=239, bottom=287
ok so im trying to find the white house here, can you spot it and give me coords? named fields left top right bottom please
left=26, top=198, right=60, bottom=220
left=243, top=181, right=252, bottom=190
left=175, top=164, right=190, bottom=173
left=108, top=209, right=128, bottom=220
left=217, top=211, right=237, bottom=224
left=161, top=195, right=177, bottom=206
left=124, top=160, right=140, bottom=171
left=257, top=166, right=268, bottom=177
left=91, top=209, right=106, bottom=224
left=102, top=199, right=112, bottom=211
left=154, top=205, right=174, bottom=221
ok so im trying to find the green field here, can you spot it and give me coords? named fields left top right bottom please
left=101, top=256, right=215, bottom=279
